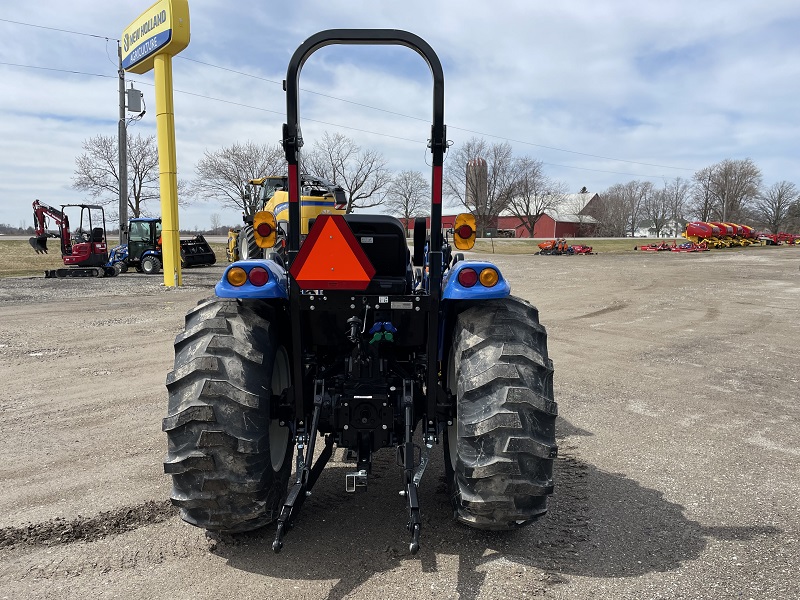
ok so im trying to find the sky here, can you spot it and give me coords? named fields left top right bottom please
left=1, top=0, right=798, bottom=230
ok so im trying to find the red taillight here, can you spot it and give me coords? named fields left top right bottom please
left=248, top=267, right=269, bottom=286
left=456, top=224, right=473, bottom=239
left=457, top=268, right=478, bottom=287
left=256, top=223, right=273, bottom=237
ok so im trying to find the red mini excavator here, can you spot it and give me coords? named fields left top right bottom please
left=29, top=199, right=117, bottom=278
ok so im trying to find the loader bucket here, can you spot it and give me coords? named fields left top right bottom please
left=179, top=235, right=217, bottom=267
left=29, top=236, right=48, bottom=254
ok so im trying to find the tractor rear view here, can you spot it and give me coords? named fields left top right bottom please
left=163, top=30, right=557, bottom=555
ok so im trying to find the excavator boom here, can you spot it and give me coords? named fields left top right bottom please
left=29, top=199, right=69, bottom=254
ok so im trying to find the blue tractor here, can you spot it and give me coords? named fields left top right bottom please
left=109, top=217, right=216, bottom=274
left=163, top=30, right=557, bottom=555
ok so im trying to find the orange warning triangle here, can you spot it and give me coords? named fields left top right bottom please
left=289, top=215, right=375, bottom=290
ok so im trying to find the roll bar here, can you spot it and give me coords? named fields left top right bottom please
left=281, top=29, right=446, bottom=259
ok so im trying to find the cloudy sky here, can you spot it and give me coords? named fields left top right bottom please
left=1, top=0, right=798, bottom=230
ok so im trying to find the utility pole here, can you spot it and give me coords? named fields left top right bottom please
left=118, top=43, right=128, bottom=245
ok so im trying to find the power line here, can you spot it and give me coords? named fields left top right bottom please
left=0, top=61, right=115, bottom=79
left=0, top=16, right=698, bottom=175
left=178, top=55, right=696, bottom=172
left=0, top=58, right=682, bottom=178
left=133, top=79, right=676, bottom=178
left=0, top=17, right=115, bottom=41
left=447, top=125, right=694, bottom=171
left=131, top=80, right=423, bottom=144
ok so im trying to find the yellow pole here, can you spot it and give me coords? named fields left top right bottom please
left=154, top=53, right=181, bottom=287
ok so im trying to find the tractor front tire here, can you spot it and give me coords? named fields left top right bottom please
left=141, top=255, right=162, bottom=275
left=163, top=298, right=292, bottom=533
left=238, top=225, right=263, bottom=260
left=445, top=296, right=557, bottom=530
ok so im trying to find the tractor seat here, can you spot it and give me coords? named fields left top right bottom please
left=343, top=214, right=411, bottom=294
left=91, top=227, right=104, bottom=242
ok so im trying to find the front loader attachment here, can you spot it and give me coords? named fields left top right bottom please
left=179, top=235, right=217, bottom=267
left=29, top=236, right=48, bottom=254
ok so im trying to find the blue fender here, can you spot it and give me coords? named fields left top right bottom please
left=441, top=260, right=510, bottom=300
left=215, top=259, right=289, bottom=300
left=141, top=249, right=161, bottom=260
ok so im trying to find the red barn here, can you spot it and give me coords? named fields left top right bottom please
left=398, top=193, right=599, bottom=238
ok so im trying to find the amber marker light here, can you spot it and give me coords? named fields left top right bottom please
left=479, top=267, right=499, bottom=287
left=227, top=267, right=248, bottom=286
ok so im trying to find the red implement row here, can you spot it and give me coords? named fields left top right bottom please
left=671, top=241, right=708, bottom=252
left=638, top=242, right=674, bottom=251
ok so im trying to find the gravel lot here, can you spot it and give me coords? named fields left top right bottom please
left=0, top=248, right=798, bottom=599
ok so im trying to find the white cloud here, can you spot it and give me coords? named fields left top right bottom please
left=0, top=0, right=798, bottom=230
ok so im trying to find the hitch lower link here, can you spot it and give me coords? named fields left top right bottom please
left=272, top=381, right=332, bottom=553
left=272, top=379, right=434, bottom=555
left=399, top=379, right=434, bottom=555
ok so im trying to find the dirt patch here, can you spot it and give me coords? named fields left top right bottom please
left=0, top=501, right=176, bottom=549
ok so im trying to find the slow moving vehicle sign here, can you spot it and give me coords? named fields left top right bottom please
left=289, top=215, right=375, bottom=290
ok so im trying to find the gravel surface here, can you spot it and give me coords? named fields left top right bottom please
left=0, top=250, right=798, bottom=599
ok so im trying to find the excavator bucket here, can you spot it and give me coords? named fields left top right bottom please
left=29, top=236, right=48, bottom=254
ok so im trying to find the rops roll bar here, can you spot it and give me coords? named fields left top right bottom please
left=281, top=29, right=446, bottom=262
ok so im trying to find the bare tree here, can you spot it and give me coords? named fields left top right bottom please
left=688, top=161, right=762, bottom=223
left=595, top=181, right=652, bottom=236
left=787, top=200, right=800, bottom=232
left=209, top=213, right=222, bottom=233
left=385, top=170, right=429, bottom=227
left=73, top=133, right=165, bottom=220
left=709, top=158, right=762, bottom=222
left=642, top=186, right=671, bottom=237
left=507, top=157, right=567, bottom=237
left=689, top=166, right=716, bottom=222
left=302, top=132, right=392, bottom=213
left=664, top=176, right=690, bottom=235
left=595, top=184, right=630, bottom=236
left=611, top=180, right=653, bottom=236
left=194, top=141, right=285, bottom=218
left=753, top=181, right=799, bottom=233
left=443, top=138, right=515, bottom=236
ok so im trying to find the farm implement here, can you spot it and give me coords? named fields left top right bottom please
left=671, top=241, right=708, bottom=252
left=536, top=239, right=594, bottom=255
left=759, top=232, right=800, bottom=245
left=638, top=241, right=674, bottom=252
left=682, top=221, right=759, bottom=248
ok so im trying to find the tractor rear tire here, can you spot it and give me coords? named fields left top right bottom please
left=238, top=225, right=263, bottom=260
left=163, top=298, right=292, bottom=533
left=444, top=296, right=557, bottom=530
left=141, top=255, right=162, bottom=275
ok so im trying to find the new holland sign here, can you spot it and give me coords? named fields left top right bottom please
left=122, top=0, right=190, bottom=74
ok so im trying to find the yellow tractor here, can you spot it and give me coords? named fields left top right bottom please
left=236, top=175, right=347, bottom=260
